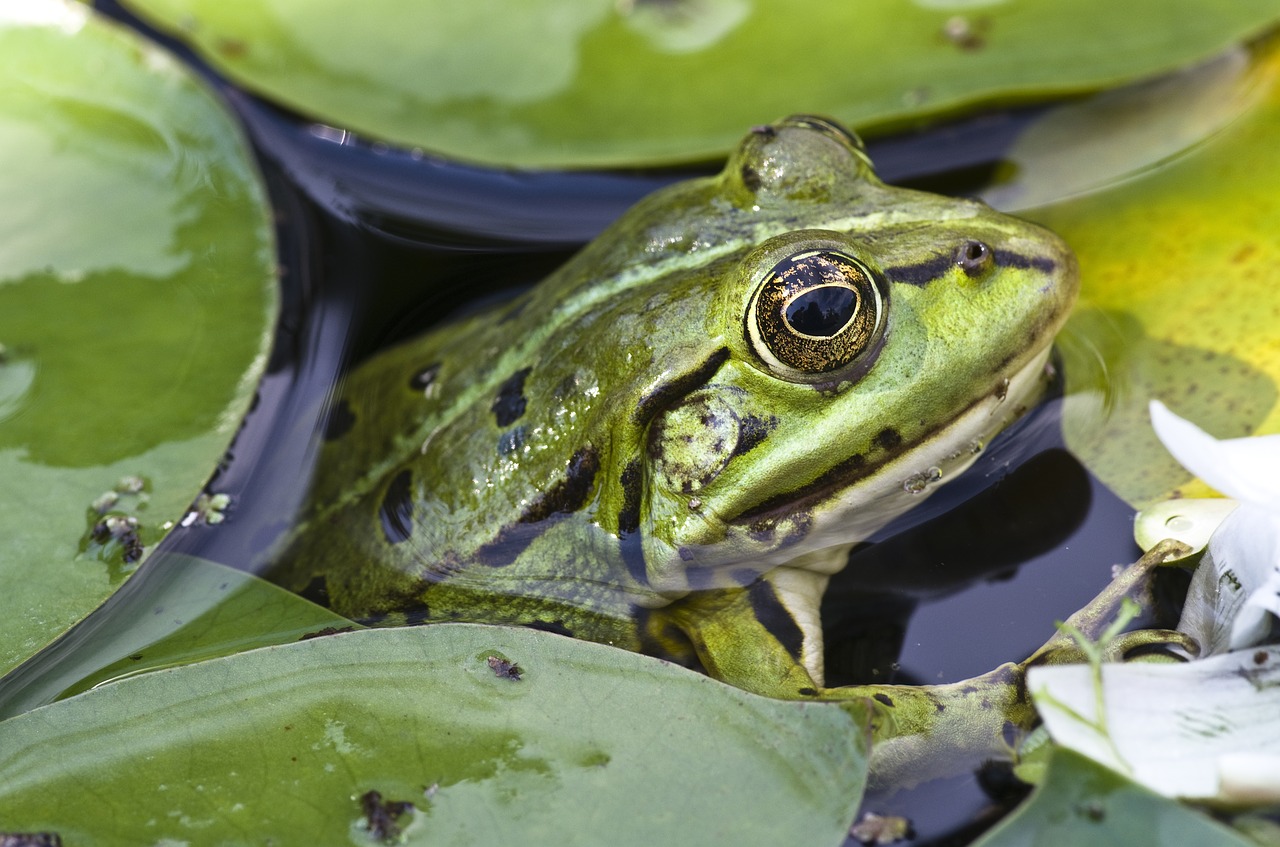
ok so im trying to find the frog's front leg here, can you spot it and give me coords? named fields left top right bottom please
left=661, top=541, right=1197, bottom=789
left=661, top=566, right=1034, bottom=788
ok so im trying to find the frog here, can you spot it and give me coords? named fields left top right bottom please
left=270, top=115, right=1087, bottom=782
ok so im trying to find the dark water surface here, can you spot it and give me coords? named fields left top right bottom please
left=10, top=4, right=1151, bottom=843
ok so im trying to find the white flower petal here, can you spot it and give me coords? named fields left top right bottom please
left=1149, top=400, right=1280, bottom=507
left=1031, top=648, right=1280, bottom=802
left=1175, top=504, right=1280, bottom=654
left=0, top=0, right=87, bottom=32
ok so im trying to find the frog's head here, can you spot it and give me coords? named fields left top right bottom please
left=622, top=116, right=1079, bottom=592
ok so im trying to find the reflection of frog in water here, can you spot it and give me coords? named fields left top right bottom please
left=272, top=116, right=1181, bottom=781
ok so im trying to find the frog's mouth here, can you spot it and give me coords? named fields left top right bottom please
left=719, top=344, right=1056, bottom=575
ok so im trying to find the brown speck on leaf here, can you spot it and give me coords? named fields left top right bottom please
left=1079, top=801, right=1106, bottom=821
left=850, top=812, right=913, bottom=845
left=216, top=38, right=248, bottom=58
left=487, top=655, right=523, bottom=680
left=360, top=790, right=415, bottom=842
left=1255, top=651, right=1269, bottom=665
left=0, top=835, right=63, bottom=847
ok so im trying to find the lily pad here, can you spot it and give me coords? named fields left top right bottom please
left=0, top=625, right=868, bottom=846
left=972, top=748, right=1253, bottom=847
left=118, top=0, right=1280, bottom=168
left=0, top=553, right=357, bottom=719
left=1001, top=33, right=1280, bottom=506
left=0, top=1, right=276, bottom=675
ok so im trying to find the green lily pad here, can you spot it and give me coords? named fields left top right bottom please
left=0, top=1, right=276, bottom=675
left=972, top=748, right=1253, bottom=847
left=118, top=0, right=1280, bottom=168
left=997, top=34, right=1280, bottom=506
left=0, top=625, right=868, bottom=846
left=0, top=553, right=358, bottom=719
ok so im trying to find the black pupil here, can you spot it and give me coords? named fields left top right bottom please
left=785, top=286, right=857, bottom=337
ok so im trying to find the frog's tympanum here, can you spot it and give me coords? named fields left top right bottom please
left=272, top=116, right=1085, bottom=782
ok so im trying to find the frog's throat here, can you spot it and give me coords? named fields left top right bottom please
left=714, top=345, right=1055, bottom=584
left=734, top=346, right=1053, bottom=683
left=815, top=344, right=1052, bottom=562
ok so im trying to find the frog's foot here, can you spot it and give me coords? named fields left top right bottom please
left=1023, top=538, right=1199, bottom=667
left=1029, top=627, right=1200, bottom=665
left=810, top=663, right=1034, bottom=790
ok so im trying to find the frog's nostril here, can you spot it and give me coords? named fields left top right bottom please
left=955, top=240, right=993, bottom=277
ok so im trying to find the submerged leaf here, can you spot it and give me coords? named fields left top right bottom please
left=1029, top=33, right=1280, bottom=507
left=117, top=0, right=1280, bottom=167
left=0, top=625, right=868, bottom=846
left=0, top=1, right=276, bottom=674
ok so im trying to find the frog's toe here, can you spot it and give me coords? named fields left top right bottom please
left=1102, top=628, right=1200, bottom=662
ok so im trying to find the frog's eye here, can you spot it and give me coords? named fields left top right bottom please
left=747, top=249, right=889, bottom=384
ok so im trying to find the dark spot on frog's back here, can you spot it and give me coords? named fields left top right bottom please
left=300, top=575, right=331, bottom=607
left=747, top=580, right=805, bottom=663
left=618, top=458, right=647, bottom=584
left=617, top=458, right=643, bottom=535
left=498, top=426, right=526, bottom=456
left=472, top=447, right=600, bottom=567
left=0, top=835, right=63, bottom=847
left=874, top=427, right=902, bottom=451
left=525, top=619, right=573, bottom=638
left=519, top=446, right=599, bottom=524
left=740, top=163, right=762, bottom=192
left=378, top=470, right=414, bottom=544
left=733, top=413, right=778, bottom=456
left=323, top=398, right=356, bottom=441
left=491, top=367, right=532, bottom=427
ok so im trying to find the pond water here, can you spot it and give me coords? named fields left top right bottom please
left=3, top=2, right=1177, bottom=843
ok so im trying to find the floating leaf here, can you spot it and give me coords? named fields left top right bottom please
left=0, top=625, right=868, bottom=846
left=1133, top=498, right=1237, bottom=556
left=973, top=748, right=1254, bottom=846
left=117, top=0, right=1280, bottom=168
left=0, top=0, right=276, bottom=675
left=0, top=553, right=357, bottom=719
left=1008, top=34, right=1280, bottom=506
left=982, top=46, right=1264, bottom=212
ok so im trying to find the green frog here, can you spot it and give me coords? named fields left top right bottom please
left=271, top=116, right=1083, bottom=781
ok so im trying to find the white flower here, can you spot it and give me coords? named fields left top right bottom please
left=1149, top=401, right=1280, bottom=652
left=1027, top=402, right=1280, bottom=803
